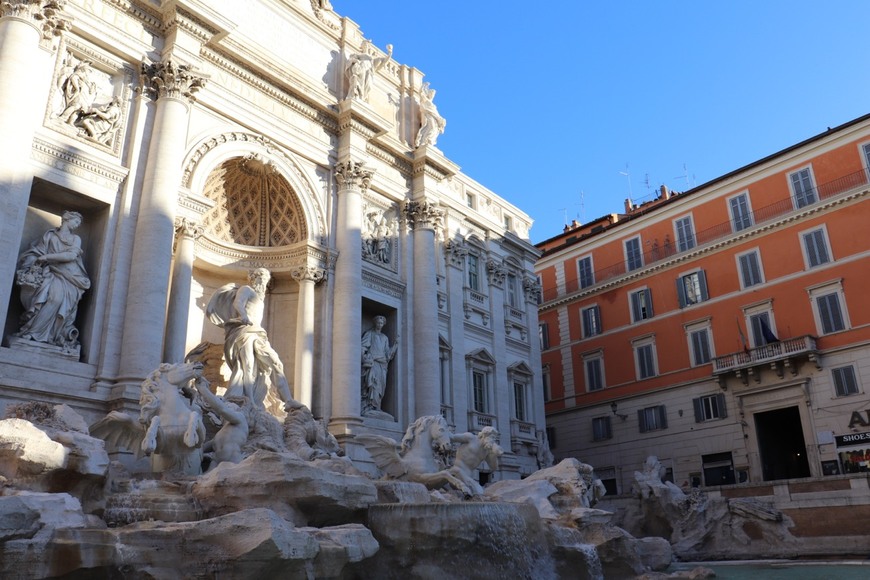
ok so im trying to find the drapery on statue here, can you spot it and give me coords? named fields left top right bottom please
left=206, top=268, right=298, bottom=413
left=357, top=415, right=476, bottom=496
left=361, top=315, right=398, bottom=416
left=58, top=60, right=96, bottom=125
left=15, top=211, right=90, bottom=352
left=80, top=96, right=122, bottom=145
left=449, top=426, right=504, bottom=495
left=414, top=82, right=446, bottom=148
left=345, top=42, right=393, bottom=101
left=90, top=361, right=207, bottom=476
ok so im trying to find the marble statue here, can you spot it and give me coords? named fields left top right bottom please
left=284, top=402, right=343, bottom=460
left=363, top=209, right=393, bottom=266
left=357, top=415, right=475, bottom=495
left=361, top=315, right=398, bottom=416
left=90, top=361, right=207, bottom=475
left=58, top=59, right=96, bottom=125
left=193, top=377, right=249, bottom=470
left=345, top=42, right=392, bottom=101
left=449, top=426, right=504, bottom=495
left=207, top=268, right=298, bottom=413
left=414, top=82, right=446, bottom=148
left=80, top=96, right=122, bottom=145
left=15, top=210, right=90, bottom=352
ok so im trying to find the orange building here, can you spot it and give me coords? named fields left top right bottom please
left=535, top=114, right=870, bottom=494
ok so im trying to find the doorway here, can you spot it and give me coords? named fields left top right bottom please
left=754, top=406, right=811, bottom=480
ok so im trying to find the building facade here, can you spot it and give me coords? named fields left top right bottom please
left=0, top=1, right=546, bottom=479
left=536, top=115, right=870, bottom=493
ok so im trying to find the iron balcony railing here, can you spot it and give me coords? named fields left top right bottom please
left=543, top=168, right=869, bottom=302
left=712, top=335, right=818, bottom=375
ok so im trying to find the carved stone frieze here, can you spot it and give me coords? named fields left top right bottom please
left=335, top=160, right=374, bottom=192
left=486, top=259, right=507, bottom=288
left=361, top=268, right=405, bottom=299
left=404, top=200, right=443, bottom=231
left=1, top=0, right=70, bottom=40
left=290, top=265, right=325, bottom=284
left=141, top=59, right=206, bottom=103
left=31, top=136, right=128, bottom=189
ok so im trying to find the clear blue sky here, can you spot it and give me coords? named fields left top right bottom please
left=331, top=1, right=870, bottom=243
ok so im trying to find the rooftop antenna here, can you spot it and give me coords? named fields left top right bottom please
left=619, top=164, right=633, bottom=203
left=643, top=173, right=652, bottom=193
left=559, top=207, right=568, bottom=226
left=674, top=163, right=694, bottom=189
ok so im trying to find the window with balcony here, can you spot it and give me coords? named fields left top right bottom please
left=633, top=338, right=657, bottom=380
left=592, top=416, right=612, bottom=442
left=584, top=352, right=604, bottom=392
left=737, top=249, right=764, bottom=288
left=790, top=167, right=817, bottom=208
left=625, top=236, right=643, bottom=271
left=812, top=286, right=848, bottom=335
left=801, top=227, right=831, bottom=268
left=466, top=348, right=496, bottom=417
left=581, top=304, right=601, bottom=338
left=686, top=323, right=713, bottom=366
left=832, top=365, right=859, bottom=397
left=674, top=215, right=696, bottom=252
left=729, top=192, right=753, bottom=232
left=677, top=270, right=709, bottom=307
left=472, top=370, right=487, bottom=413
left=748, top=310, right=778, bottom=347
left=693, top=393, right=727, bottom=422
left=467, top=254, right=480, bottom=291
left=578, top=255, right=595, bottom=288
left=638, top=405, right=667, bottom=432
left=513, top=381, right=527, bottom=422
left=630, top=288, right=654, bottom=322
left=506, top=273, right=520, bottom=307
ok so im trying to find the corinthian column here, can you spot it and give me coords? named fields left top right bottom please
left=330, top=160, right=373, bottom=434
left=163, top=218, right=202, bottom=363
left=0, top=1, right=68, bottom=330
left=405, top=200, right=444, bottom=417
left=117, top=60, right=206, bottom=384
left=291, top=265, right=324, bottom=410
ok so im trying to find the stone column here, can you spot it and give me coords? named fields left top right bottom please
left=116, top=60, right=205, bottom=384
left=0, top=2, right=67, bottom=329
left=291, top=265, right=324, bottom=410
left=163, top=217, right=202, bottom=363
left=330, top=160, right=373, bottom=433
left=405, top=200, right=444, bottom=417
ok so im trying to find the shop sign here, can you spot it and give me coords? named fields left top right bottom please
left=848, top=411, right=870, bottom=428
left=836, top=431, right=870, bottom=447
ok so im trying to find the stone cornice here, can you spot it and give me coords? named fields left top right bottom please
left=162, top=5, right=216, bottom=43
left=361, top=268, right=405, bottom=299
left=195, top=235, right=329, bottom=273
left=31, top=136, right=128, bottom=188
left=141, top=59, right=207, bottom=103
left=365, top=142, right=412, bottom=178
left=106, top=0, right=162, bottom=35
left=335, top=160, right=374, bottom=193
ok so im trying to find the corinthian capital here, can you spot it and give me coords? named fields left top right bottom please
left=334, top=160, right=374, bottom=193
left=141, top=59, right=206, bottom=103
left=290, top=265, right=326, bottom=284
left=174, top=217, right=203, bottom=239
left=403, top=200, right=443, bottom=230
left=1, top=0, right=70, bottom=39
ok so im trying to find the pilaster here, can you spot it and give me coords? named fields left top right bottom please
left=163, top=217, right=203, bottom=363
left=291, top=264, right=325, bottom=410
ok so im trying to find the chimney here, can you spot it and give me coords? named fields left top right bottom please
left=624, top=198, right=634, bottom=212
left=660, top=184, right=671, bottom=199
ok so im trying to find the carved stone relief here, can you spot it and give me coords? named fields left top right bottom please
left=362, top=201, right=398, bottom=271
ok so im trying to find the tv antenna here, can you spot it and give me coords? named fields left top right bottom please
left=674, top=163, right=695, bottom=189
left=577, top=191, right=585, bottom=224
left=619, top=164, right=633, bottom=201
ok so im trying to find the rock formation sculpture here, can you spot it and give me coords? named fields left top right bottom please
left=14, top=210, right=90, bottom=353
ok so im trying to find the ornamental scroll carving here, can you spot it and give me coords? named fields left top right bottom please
left=522, top=276, right=542, bottom=304
left=486, top=259, right=507, bottom=288
left=334, top=160, right=374, bottom=193
left=444, top=240, right=468, bottom=269
left=174, top=217, right=204, bottom=239
left=141, top=59, right=206, bottom=103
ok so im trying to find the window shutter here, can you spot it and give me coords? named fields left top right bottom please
left=631, top=293, right=641, bottom=321
left=698, top=270, right=709, bottom=301
left=716, top=393, right=727, bottom=419
left=638, top=409, right=647, bottom=433
left=645, top=289, right=654, bottom=318
left=658, top=405, right=668, bottom=429
left=592, top=305, right=601, bottom=334
left=676, top=277, right=687, bottom=308
left=739, top=255, right=751, bottom=286
left=693, top=397, right=704, bottom=423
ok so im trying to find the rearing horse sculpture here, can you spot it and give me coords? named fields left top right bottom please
left=357, top=415, right=474, bottom=496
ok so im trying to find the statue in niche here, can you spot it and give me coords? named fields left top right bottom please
left=414, top=82, right=446, bottom=148
left=363, top=209, right=393, bottom=266
left=80, top=96, right=122, bottom=145
left=361, top=315, right=398, bottom=417
left=14, top=211, right=90, bottom=352
left=448, top=427, right=504, bottom=495
left=345, top=42, right=393, bottom=101
left=206, top=268, right=299, bottom=414
left=58, top=59, right=97, bottom=126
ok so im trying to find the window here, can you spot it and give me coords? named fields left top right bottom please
left=737, top=250, right=763, bottom=288
left=816, top=292, right=846, bottom=334
left=633, top=339, right=657, bottom=380
left=513, top=381, right=527, bottom=421
left=439, top=338, right=452, bottom=419
left=503, top=214, right=513, bottom=231
left=466, top=192, right=475, bottom=208
left=584, top=353, right=604, bottom=391
left=729, top=192, right=753, bottom=232
left=539, top=323, right=550, bottom=350
left=577, top=255, right=595, bottom=289
left=674, top=215, right=696, bottom=252
left=801, top=227, right=831, bottom=268
left=597, top=467, right=618, bottom=495
left=506, top=273, right=519, bottom=307
left=833, top=366, right=859, bottom=397
left=546, top=426, right=556, bottom=449
left=472, top=371, right=487, bottom=413
left=748, top=311, right=778, bottom=347
left=581, top=305, right=601, bottom=338
left=638, top=405, right=667, bottom=432
left=542, top=366, right=551, bottom=402
left=592, top=416, right=612, bottom=441
left=693, top=393, right=727, bottom=422
left=467, top=254, right=480, bottom=291
left=790, top=167, right=816, bottom=208
left=688, top=326, right=713, bottom=366
left=702, top=452, right=736, bottom=486
left=625, top=237, right=643, bottom=271
left=630, top=288, right=654, bottom=322
left=677, top=270, right=709, bottom=307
